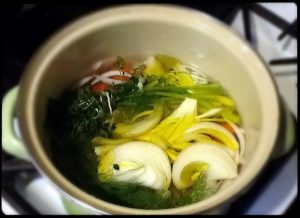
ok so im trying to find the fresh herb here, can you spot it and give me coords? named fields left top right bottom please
left=117, top=56, right=125, bottom=70
left=98, top=173, right=215, bottom=209
left=171, top=173, right=214, bottom=207
left=45, top=89, right=103, bottom=193
left=68, top=86, right=112, bottom=145
left=108, top=76, right=140, bottom=102
left=100, top=180, right=171, bottom=209
left=113, top=164, right=120, bottom=170
left=133, top=64, right=146, bottom=76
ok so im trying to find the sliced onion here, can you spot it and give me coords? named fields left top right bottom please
left=169, top=98, right=197, bottom=118
left=99, top=141, right=172, bottom=190
left=90, top=61, right=102, bottom=71
left=91, top=137, right=131, bottom=146
left=72, top=75, right=95, bottom=89
left=113, top=105, right=163, bottom=138
left=90, top=70, right=131, bottom=85
left=227, top=121, right=246, bottom=164
left=172, top=143, right=237, bottom=189
left=131, top=109, right=154, bottom=122
left=76, top=70, right=132, bottom=87
left=222, top=146, right=240, bottom=163
left=196, top=108, right=222, bottom=120
left=91, top=76, right=124, bottom=85
left=185, top=122, right=240, bottom=151
left=94, top=144, right=116, bottom=157
left=136, top=133, right=169, bottom=150
left=100, top=70, right=132, bottom=78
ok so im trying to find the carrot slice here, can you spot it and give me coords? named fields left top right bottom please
left=222, top=122, right=235, bottom=134
left=90, top=82, right=109, bottom=92
left=110, top=75, right=129, bottom=81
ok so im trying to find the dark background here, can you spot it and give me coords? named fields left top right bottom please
left=1, top=4, right=297, bottom=215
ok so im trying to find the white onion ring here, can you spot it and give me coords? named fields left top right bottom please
left=227, top=122, right=246, bottom=164
left=90, top=61, right=102, bottom=71
left=196, top=108, right=222, bottom=119
left=101, top=70, right=132, bottom=78
left=91, top=76, right=125, bottom=85
left=72, top=75, right=95, bottom=89
left=91, top=70, right=132, bottom=85
left=77, top=75, right=95, bottom=86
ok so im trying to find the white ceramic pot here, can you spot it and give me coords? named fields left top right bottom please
left=1, top=4, right=295, bottom=215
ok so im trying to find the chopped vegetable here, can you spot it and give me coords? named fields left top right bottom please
left=143, top=56, right=166, bottom=76
left=97, top=141, right=172, bottom=190
left=196, top=108, right=222, bottom=120
left=227, top=121, right=246, bottom=163
left=172, top=143, right=237, bottom=189
left=113, top=104, right=163, bottom=138
left=221, top=122, right=235, bottom=134
left=45, top=54, right=244, bottom=210
left=110, top=75, right=130, bottom=81
left=185, top=122, right=240, bottom=151
left=155, top=54, right=181, bottom=70
left=91, top=137, right=131, bottom=146
left=137, top=98, right=197, bottom=157
left=90, top=81, right=109, bottom=92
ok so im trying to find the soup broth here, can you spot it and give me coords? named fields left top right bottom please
left=46, top=54, right=245, bottom=209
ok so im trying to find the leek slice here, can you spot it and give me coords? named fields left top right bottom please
left=136, top=98, right=197, bottom=153
left=155, top=54, right=181, bottom=69
left=94, top=144, right=116, bottom=158
left=151, top=98, right=197, bottom=141
left=135, top=133, right=169, bottom=150
left=166, top=148, right=179, bottom=163
left=113, top=104, right=163, bottom=138
left=163, top=71, right=195, bottom=86
left=143, top=56, right=165, bottom=76
left=91, top=137, right=131, bottom=146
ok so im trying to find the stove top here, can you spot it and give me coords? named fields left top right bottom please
left=1, top=3, right=297, bottom=215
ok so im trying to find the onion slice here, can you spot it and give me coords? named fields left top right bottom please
left=100, top=70, right=132, bottom=78
left=196, top=108, right=222, bottom=120
left=113, top=105, right=163, bottom=138
left=185, top=122, right=239, bottom=151
left=91, top=76, right=124, bottom=85
left=172, top=143, right=237, bottom=189
left=91, top=70, right=132, bottom=85
left=227, top=121, right=246, bottom=164
left=98, top=141, right=172, bottom=190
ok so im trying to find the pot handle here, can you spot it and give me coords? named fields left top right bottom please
left=2, top=86, right=31, bottom=161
